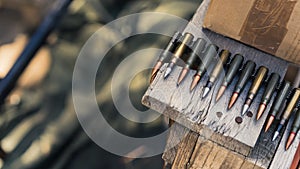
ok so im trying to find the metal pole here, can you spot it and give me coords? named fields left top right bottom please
left=0, top=0, right=73, bottom=103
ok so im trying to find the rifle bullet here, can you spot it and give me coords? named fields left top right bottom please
left=256, top=73, right=280, bottom=120
left=177, top=38, right=206, bottom=86
left=202, top=50, right=230, bottom=98
left=228, top=60, right=256, bottom=109
left=286, top=108, right=300, bottom=150
left=265, top=81, right=292, bottom=132
left=164, top=33, right=194, bottom=79
left=242, top=66, right=268, bottom=116
left=164, top=67, right=172, bottom=79
left=190, top=44, right=218, bottom=91
left=216, top=54, right=244, bottom=101
left=150, top=32, right=181, bottom=83
left=272, top=88, right=300, bottom=141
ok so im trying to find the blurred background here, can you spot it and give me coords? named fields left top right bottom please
left=0, top=0, right=201, bottom=168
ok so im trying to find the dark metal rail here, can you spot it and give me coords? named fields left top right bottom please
left=0, top=0, right=73, bottom=103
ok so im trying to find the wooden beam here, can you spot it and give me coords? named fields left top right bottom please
left=143, top=0, right=300, bottom=168
left=269, top=118, right=300, bottom=169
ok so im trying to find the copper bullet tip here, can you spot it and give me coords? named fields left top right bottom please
left=216, top=85, right=226, bottom=102
left=228, top=92, right=239, bottom=109
left=286, top=132, right=296, bottom=150
left=151, top=61, right=162, bottom=77
left=256, top=104, right=266, bottom=121
left=150, top=61, right=163, bottom=83
left=190, top=74, right=201, bottom=91
left=150, top=70, right=159, bottom=83
left=177, top=68, right=189, bottom=86
left=265, top=115, right=274, bottom=132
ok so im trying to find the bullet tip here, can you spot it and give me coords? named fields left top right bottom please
left=216, top=85, right=226, bottom=102
left=164, top=67, right=172, bottom=79
left=285, top=133, right=296, bottom=150
left=177, top=68, right=189, bottom=86
left=265, top=116, right=274, bottom=132
left=228, top=92, right=239, bottom=109
left=202, top=87, right=210, bottom=98
left=151, top=61, right=162, bottom=77
left=190, top=74, right=201, bottom=91
left=150, top=71, right=158, bottom=83
left=272, top=131, right=279, bottom=141
left=242, top=104, right=249, bottom=116
left=256, top=104, right=266, bottom=120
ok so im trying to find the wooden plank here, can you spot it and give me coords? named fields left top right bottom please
left=167, top=131, right=264, bottom=169
left=220, top=152, right=245, bottom=169
left=269, top=117, right=300, bottom=169
left=203, top=143, right=228, bottom=169
left=185, top=0, right=289, bottom=150
left=244, top=123, right=282, bottom=168
left=161, top=123, right=282, bottom=169
left=143, top=0, right=290, bottom=148
left=171, top=129, right=198, bottom=169
left=161, top=122, right=288, bottom=169
left=188, top=136, right=213, bottom=169
left=144, top=0, right=298, bottom=168
left=209, top=132, right=251, bottom=156
left=143, top=56, right=287, bottom=149
left=162, top=123, right=188, bottom=164
left=143, top=0, right=296, bottom=167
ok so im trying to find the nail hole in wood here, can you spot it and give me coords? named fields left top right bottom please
left=247, top=111, right=253, bottom=118
left=216, top=112, right=223, bottom=118
left=235, top=117, right=243, bottom=124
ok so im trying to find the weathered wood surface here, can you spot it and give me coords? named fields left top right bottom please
left=163, top=123, right=190, bottom=165
left=143, top=61, right=287, bottom=158
left=143, top=0, right=300, bottom=168
left=269, top=116, right=300, bottom=169
left=162, top=122, right=299, bottom=169
left=162, top=123, right=265, bottom=169
left=144, top=0, right=289, bottom=148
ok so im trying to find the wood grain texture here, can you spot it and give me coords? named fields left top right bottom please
left=269, top=117, right=300, bottom=169
left=143, top=0, right=299, bottom=168
left=143, top=61, right=286, bottom=150
left=162, top=123, right=188, bottom=164
left=171, top=130, right=198, bottom=169
left=144, top=0, right=290, bottom=148
left=163, top=123, right=265, bottom=169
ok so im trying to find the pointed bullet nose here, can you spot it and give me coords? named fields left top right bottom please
left=265, top=116, right=274, bottom=132
left=216, top=85, right=226, bottom=102
left=228, top=93, right=238, bottom=109
left=150, top=61, right=163, bottom=83
left=202, top=87, right=210, bottom=98
left=150, top=70, right=158, bottom=83
left=272, top=131, right=279, bottom=141
left=190, top=74, right=201, bottom=91
left=164, top=62, right=175, bottom=79
left=256, top=104, right=266, bottom=120
left=164, top=68, right=172, bottom=79
left=242, top=104, right=249, bottom=116
left=285, top=133, right=295, bottom=150
left=177, top=68, right=189, bottom=86
left=151, top=61, right=162, bottom=77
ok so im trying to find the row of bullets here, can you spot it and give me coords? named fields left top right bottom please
left=150, top=32, right=300, bottom=150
